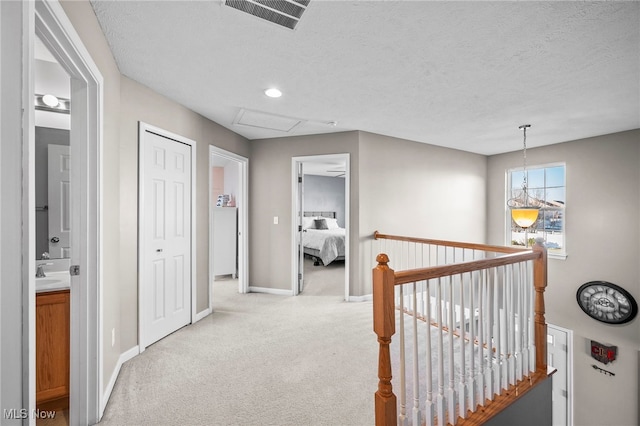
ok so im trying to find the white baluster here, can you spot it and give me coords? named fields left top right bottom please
left=484, top=268, right=494, bottom=402
left=411, top=282, right=422, bottom=426
left=398, top=285, right=407, bottom=425
left=477, top=269, right=486, bottom=406
left=435, top=277, right=446, bottom=426
left=527, top=260, right=536, bottom=374
left=458, top=274, right=468, bottom=420
left=424, top=279, right=435, bottom=426
left=447, top=276, right=457, bottom=424
left=507, top=264, right=516, bottom=386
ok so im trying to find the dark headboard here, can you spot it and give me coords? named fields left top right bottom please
left=304, top=211, right=336, bottom=219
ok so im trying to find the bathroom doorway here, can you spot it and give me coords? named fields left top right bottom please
left=29, top=2, right=103, bottom=424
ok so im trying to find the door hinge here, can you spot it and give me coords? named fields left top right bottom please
left=70, top=265, right=80, bottom=276
left=298, top=273, right=302, bottom=280
left=298, top=225, right=302, bottom=232
left=298, top=176, right=302, bottom=183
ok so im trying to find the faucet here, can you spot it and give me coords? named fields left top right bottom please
left=36, top=264, right=46, bottom=278
left=35, top=262, right=53, bottom=278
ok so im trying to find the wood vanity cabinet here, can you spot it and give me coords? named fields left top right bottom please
left=36, top=289, right=70, bottom=411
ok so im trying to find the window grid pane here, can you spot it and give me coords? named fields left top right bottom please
left=508, top=164, right=565, bottom=254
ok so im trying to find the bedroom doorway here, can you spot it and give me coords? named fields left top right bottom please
left=291, top=154, right=350, bottom=300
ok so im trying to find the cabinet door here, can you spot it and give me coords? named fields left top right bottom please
left=36, top=290, right=70, bottom=407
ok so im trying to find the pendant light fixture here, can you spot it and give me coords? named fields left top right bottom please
left=509, top=124, right=539, bottom=229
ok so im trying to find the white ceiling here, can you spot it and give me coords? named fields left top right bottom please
left=90, top=1, right=639, bottom=155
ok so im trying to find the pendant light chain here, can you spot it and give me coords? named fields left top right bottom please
left=519, top=124, right=531, bottom=205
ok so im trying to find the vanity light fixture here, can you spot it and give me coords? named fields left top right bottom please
left=42, top=94, right=59, bottom=107
left=508, top=124, right=540, bottom=229
left=264, top=88, right=282, bottom=98
left=35, top=94, right=70, bottom=114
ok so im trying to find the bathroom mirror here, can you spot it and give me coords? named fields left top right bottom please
left=35, top=36, right=71, bottom=260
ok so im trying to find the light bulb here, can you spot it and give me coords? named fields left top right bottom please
left=42, top=94, right=59, bottom=107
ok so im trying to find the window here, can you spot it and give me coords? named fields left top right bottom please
left=507, top=163, right=566, bottom=258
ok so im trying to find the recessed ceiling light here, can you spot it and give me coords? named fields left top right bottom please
left=264, top=88, right=282, bottom=98
left=42, top=94, right=59, bottom=107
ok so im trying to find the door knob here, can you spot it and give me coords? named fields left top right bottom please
left=156, top=249, right=163, bottom=252
left=50, top=236, right=60, bottom=243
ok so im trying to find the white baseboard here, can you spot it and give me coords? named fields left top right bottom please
left=194, top=308, right=211, bottom=322
left=100, top=345, right=139, bottom=416
left=249, top=286, right=293, bottom=296
left=347, top=294, right=372, bottom=302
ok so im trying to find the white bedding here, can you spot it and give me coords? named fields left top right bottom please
left=302, top=228, right=346, bottom=266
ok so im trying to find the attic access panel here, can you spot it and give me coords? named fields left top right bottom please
left=224, top=0, right=310, bottom=30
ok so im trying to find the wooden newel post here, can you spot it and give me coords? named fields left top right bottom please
left=373, top=253, right=397, bottom=426
left=532, top=241, right=548, bottom=373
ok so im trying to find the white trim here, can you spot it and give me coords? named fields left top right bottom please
left=208, top=146, right=250, bottom=310
left=33, top=1, right=103, bottom=424
left=548, top=323, right=574, bottom=426
left=249, top=286, right=294, bottom=296
left=23, top=3, right=36, bottom=423
left=100, top=345, right=139, bottom=414
left=138, top=122, right=197, bottom=352
left=291, top=154, right=350, bottom=300
left=194, top=308, right=211, bottom=323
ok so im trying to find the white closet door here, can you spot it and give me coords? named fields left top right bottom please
left=142, top=131, right=192, bottom=347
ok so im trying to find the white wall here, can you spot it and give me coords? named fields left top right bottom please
left=358, top=131, right=487, bottom=294
left=303, top=174, right=346, bottom=227
left=487, top=129, right=640, bottom=426
left=0, top=1, right=26, bottom=421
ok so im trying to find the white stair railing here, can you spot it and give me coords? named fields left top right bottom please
left=372, top=232, right=548, bottom=426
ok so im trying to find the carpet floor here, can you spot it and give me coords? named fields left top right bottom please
left=99, top=265, right=376, bottom=426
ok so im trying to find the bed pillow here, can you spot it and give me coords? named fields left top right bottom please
left=324, top=217, right=340, bottom=229
left=314, top=218, right=329, bottom=230
left=302, top=216, right=316, bottom=230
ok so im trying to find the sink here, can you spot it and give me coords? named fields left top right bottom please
left=36, top=272, right=70, bottom=292
left=36, top=278, right=63, bottom=286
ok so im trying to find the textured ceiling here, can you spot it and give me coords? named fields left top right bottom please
left=90, top=1, right=639, bottom=155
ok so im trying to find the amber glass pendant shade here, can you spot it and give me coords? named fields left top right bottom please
left=511, top=207, right=539, bottom=228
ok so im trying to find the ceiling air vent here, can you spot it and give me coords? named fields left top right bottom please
left=225, top=0, right=310, bottom=30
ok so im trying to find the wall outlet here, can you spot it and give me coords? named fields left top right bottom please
left=111, top=328, right=115, bottom=347
left=273, top=216, right=278, bottom=225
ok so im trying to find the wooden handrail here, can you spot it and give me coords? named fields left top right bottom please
left=393, top=250, right=541, bottom=286
left=374, top=230, right=529, bottom=254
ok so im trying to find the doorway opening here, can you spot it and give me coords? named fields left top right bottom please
left=209, top=146, right=249, bottom=308
left=548, top=323, right=574, bottom=426
left=31, top=1, right=103, bottom=423
left=291, top=154, right=350, bottom=300
left=33, top=32, right=72, bottom=421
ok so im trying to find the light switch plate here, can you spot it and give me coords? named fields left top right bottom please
left=273, top=216, right=279, bottom=225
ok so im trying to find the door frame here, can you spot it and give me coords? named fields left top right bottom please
left=548, top=322, right=574, bottom=426
left=138, top=122, right=197, bottom=351
left=290, top=153, right=350, bottom=300
left=209, top=146, right=249, bottom=304
left=31, top=0, right=103, bottom=423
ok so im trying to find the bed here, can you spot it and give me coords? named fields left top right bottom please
left=301, top=211, right=346, bottom=266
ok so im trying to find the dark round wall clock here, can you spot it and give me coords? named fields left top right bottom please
left=576, top=281, right=638, bottom=325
